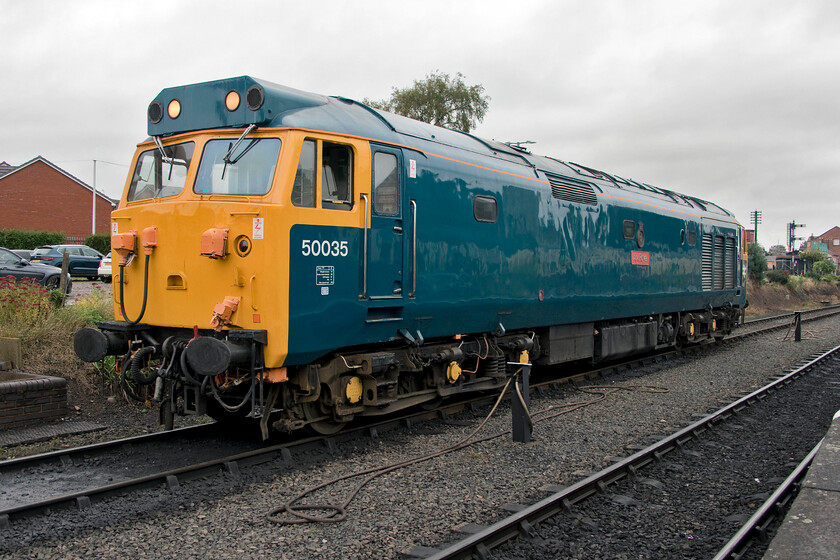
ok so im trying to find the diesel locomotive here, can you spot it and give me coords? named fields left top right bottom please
left=74, top=76, right=747, bottom=435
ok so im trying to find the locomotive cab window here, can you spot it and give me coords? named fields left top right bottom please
left=373, top=152, right=399, bottom=215
left=291, top=139, right=354, bottom=210
left=321, top=142, right=353, bottom=210
left=128, top=141, right=195, bottom=201
left=292, top=140, right=316, bottom=207
left=195, top=138, right=280, bottom=196
left=473, top=195, right=498, bottom=223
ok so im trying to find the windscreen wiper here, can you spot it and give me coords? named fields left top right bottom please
left=221, top=124, right=257, bottom=180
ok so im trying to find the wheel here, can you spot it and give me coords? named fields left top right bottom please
left=302, top=400, right=346, bottom=435
left=101, top=276, right=112, bottom=283
left=44, top=276, right=60, bottom=290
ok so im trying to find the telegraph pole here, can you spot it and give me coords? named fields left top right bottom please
left=750, top=210, right=762, bottom=244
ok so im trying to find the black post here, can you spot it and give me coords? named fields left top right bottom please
left=794, top=312, right=802, bottom=342
left=510, top=362, right=532, bottom=443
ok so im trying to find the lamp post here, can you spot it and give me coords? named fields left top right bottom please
left=91, top=159, right=97, bottom=235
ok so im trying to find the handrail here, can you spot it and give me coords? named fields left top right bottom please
left=360, top=193, right=369, bottom=299
left=410, top=199, right=417, bottom=298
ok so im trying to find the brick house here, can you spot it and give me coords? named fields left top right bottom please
left=805, top=227, right=840, bottom=267
left=0, top=156, right=116, bottom=242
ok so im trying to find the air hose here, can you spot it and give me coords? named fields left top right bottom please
left=130, top=346, right=157, bottom=385
left=119, top=254, right=151, bottom=325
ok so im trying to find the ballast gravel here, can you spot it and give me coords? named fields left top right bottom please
left=3, top=314, right=840, bottom=560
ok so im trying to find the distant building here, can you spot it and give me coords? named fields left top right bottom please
left=805, top=227, right=840, bottom=266
left=745, top=229, right=756, bottom=244
left=0, top=156, right=116, bottom=242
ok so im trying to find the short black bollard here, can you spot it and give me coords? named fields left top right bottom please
left=509, top=362, right=532, bottom=443
left=794, top=311, right=802, bottom=342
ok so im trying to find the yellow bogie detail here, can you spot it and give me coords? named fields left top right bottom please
left=345, top=376, right=363, bottom=404
left=446, top=361, right=462, bottom=384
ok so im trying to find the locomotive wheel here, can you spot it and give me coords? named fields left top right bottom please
left=302, top=400, right=346, bottom=435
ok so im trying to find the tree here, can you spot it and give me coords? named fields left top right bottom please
left=767, top=244, right=787, bottom=255
left=747, top=243, right=768, bottom=282
left=364, top=71, right=490, bottom=133
left=798, top=249, right=827, bottom=265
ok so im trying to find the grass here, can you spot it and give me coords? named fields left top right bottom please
left=0, top=275, right=114, bottom=378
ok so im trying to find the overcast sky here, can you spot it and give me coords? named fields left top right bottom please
left=2, top=0, right=838, bottom=248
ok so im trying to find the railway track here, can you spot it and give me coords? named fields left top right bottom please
left=412, top=346, right=840, bottom=560
left=1, top=306, right=837, bottom=533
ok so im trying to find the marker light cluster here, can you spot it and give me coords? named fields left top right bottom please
left=148, top=84, right=265, bottom=124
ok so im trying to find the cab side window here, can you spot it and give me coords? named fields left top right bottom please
left=291, top=139, right=353, bottom=211
left=321, top=142, right=353, bottom=210
left=292, top=140, right=316, bottom=207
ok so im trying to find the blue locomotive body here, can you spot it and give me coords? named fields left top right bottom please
left=75, top=77, right=746, bottom=434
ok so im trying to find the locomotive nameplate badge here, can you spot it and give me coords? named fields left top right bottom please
left=316, top=265, right=335, bottom=296
left=252, top=217, right=264, bottom=240
left=631, top=251, right=650, bottom=266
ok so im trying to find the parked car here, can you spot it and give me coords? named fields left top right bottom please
left=98, top=252, right=112, bottom=282
left=11, top=249, right=31, bottom=261
left=30, top=245, right=104, bottom=280
left=0, top=247, right=72, bottom=292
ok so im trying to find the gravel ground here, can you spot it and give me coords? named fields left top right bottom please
left=3, top=314, right=840, bottom=560
left=492, top=352, right=840, bottom=559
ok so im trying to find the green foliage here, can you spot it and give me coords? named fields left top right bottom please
left=798, top=249, right=827, bottom=264
left=0, top=229, right=65, bottom=250
left=765, top=269, right=789, bottom=284
left=0, top=276, right=52, bottom=340
left=767, top=244, right=787, bottom=255
left=85, top=233, right=111, bottom=254
left=814, top=260, right=836, bottom=276
left=0, top=276, right=113, bottom=343
left=747, top=243, right=768, bottom=282
left=365, top=71, right=490, bottom=133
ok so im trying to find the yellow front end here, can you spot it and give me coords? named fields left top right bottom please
left=112, top=129, right=370, bottom=369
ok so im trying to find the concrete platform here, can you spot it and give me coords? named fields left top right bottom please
left=0, top=420, right=106, bottom=447
left=763, top=410, right=840, bottom=559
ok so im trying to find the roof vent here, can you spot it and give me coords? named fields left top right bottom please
left=545, top=173, right=598, bottom=206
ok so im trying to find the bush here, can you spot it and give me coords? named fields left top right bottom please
left=85, top=233, right=111, bottom=255
left=747, top=243, right=768, bottom=282
left=765, top=269, right=789, bottom=285
left=0, top=229, right=66, bottom=250
left=814, top=260, right=836, bottom=276
left=0, top=276, right=113, bottom=343
left=0, top=276, right=54, bottom=341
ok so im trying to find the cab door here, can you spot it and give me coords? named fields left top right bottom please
left=367, top=146, right=404, bottom=299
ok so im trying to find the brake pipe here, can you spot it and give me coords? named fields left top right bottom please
left=119, top=254, right=151, bottom=325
